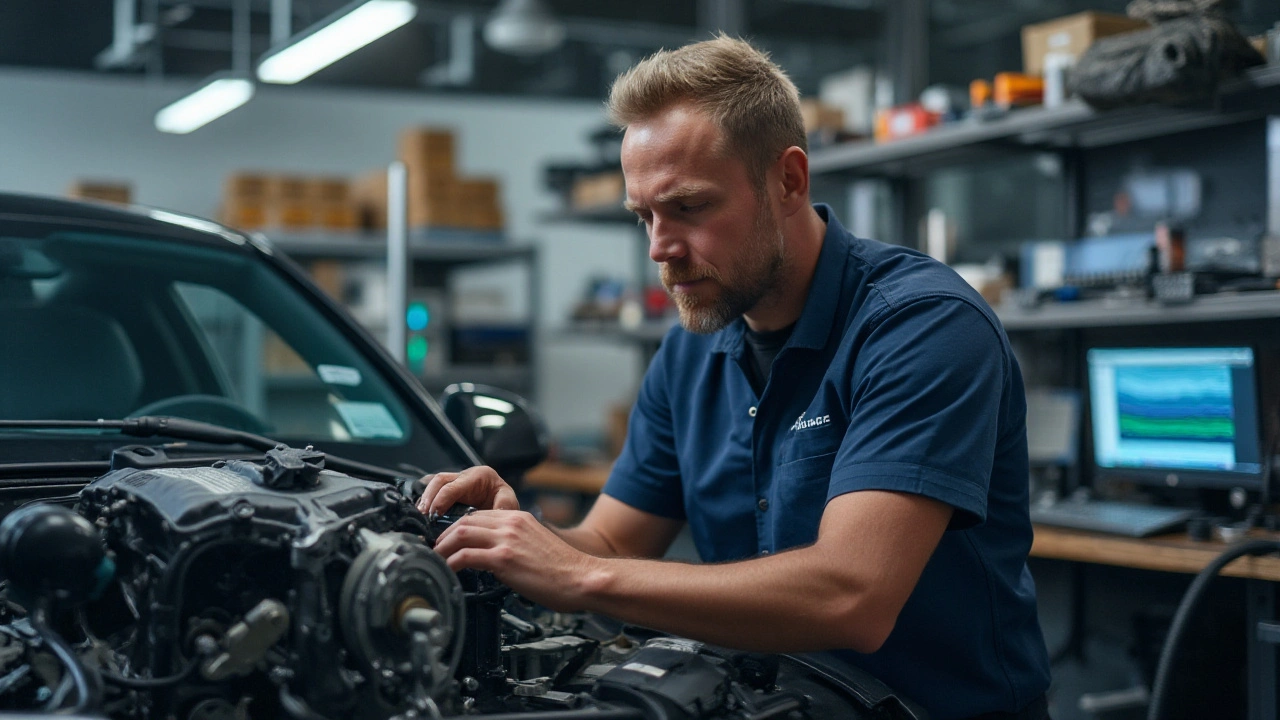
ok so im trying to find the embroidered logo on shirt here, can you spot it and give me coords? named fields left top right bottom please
left=790, top=412, right=830, bottom=432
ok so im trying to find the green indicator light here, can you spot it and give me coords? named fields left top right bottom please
left=407, top=336, right=429, bottom=364
left=406, top=303, right=430, bottom=331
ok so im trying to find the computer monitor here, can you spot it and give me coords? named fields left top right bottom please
left=1086, top=346, right=1265, bottom=491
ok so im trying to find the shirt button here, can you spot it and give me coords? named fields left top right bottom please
left=748, top=406, right=757, bottom=418
left=757, top=498, right=769, bottom=512
left=760, top=549, right=771, bottom=556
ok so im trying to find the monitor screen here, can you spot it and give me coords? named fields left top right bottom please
left=1087, top=347, right=1264, bottom=488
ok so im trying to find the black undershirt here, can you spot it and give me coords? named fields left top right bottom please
left=742, top=322, right=796, bottom=395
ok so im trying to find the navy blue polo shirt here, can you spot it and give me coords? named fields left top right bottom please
left=604, top=204, right=1051, bottom=720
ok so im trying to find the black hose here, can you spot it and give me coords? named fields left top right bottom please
left=28, top=605, right=103, bottom=715
left=1147, top=539, right=1280, bottom=720
left=100, top=658, right=200, bottom=689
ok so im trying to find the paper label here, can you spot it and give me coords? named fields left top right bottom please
left=317, top=365, right=362, bottom=387
left=334, top=402, right=404, bottom=440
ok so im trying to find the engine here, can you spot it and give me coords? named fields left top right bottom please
left=0, top=445, right=925, bottom=720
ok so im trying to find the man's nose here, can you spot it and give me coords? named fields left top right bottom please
left=648, top=217, right=686, bottom=264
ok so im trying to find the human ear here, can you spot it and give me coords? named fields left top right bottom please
left=775, top=146, right=810, bottom=217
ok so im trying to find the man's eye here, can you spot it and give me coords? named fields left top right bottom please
left=680, top=202, right=708, bottom=213
left=635, top=213, right=652, bottom=226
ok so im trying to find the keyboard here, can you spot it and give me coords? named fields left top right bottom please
left=1030, top=499, right=1196, bottom=538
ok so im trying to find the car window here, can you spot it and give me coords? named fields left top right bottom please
left=173, top=282, right=406, bottom=442
left=0, top=220, right=470, bottom=474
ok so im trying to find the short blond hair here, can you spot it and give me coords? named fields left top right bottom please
left=606, top=35, right=806, bottom=189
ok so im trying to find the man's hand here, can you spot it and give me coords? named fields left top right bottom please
left=415, top=466, right=519, bottom=517
left=432, top=510, right=601, bottom=611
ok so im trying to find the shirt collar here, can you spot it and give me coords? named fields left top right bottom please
left=711, top=203, right=849, bottom=354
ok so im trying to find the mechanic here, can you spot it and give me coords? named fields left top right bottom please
left=420, top=36, right=1052, bottom=720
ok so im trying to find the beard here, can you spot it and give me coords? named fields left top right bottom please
left=661, top=201, right=786, bottom=334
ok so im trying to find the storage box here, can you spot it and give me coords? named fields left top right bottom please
left=352, top=170, right=388, bottom=230
left=220, top=197, right=269, bottom=230
left=570, top=172, right=625, bottom=211
left=799, top=99, right=846, bottom=135
left=68, top=181, right=132, bottom=205
left=224, top=173, right=270, bottom=199
left=398, top=128, right=456, bottom=178
left=1021, top=11, right=1148, bottom=76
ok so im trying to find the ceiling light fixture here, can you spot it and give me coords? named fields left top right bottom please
left=257, top=0, right=419, bottom=84
left=154, top=74, right=255, bottom=134
left=483, top=0, right=566, bottom=56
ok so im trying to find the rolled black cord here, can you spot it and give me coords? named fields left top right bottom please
left=1147, top=539, right=1280, bottom=720
left=29, top=605, right=103, bottom=715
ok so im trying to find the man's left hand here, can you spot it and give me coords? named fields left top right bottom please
left=432, top=510, right=601, bottom=611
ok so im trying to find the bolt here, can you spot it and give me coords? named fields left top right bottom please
left=463, top=676, right=480, bottom=692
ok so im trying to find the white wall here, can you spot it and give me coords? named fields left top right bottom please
left=0, top=67, right=643, bottom=437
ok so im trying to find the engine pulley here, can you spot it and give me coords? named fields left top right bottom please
left=339, top=529, right=465, bottom=700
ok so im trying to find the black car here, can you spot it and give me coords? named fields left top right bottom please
left=0, top=193, right=923, bottom=720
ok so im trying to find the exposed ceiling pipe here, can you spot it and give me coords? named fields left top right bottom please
left=422, top=14, right=476, bottom=87
left=95, top=0, right=156, bottom=69
left=271, top=0, right=292, bottom=46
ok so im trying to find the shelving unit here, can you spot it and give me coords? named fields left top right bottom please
left=543, top=206, right=675, bottom=356
left=996, top=290, right=1280, bottom=331
left=809, top=64, right=1280, bottom=180
left=264, top=228, right=539, bottom=399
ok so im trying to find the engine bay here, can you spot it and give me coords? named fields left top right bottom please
left=0, top=444, right=922, bottom=720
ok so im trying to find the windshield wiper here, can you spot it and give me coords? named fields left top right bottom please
left=0, top=417, right=407, bottom=483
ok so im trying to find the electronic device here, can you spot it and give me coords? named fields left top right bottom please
left=1086, top=346, right=1266, bottom=492
left=1029, top=498, right=1195, bottom=537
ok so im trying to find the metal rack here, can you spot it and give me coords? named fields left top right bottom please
left=263, top=163, right=539, bottom=399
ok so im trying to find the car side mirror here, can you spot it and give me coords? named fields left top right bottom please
left=438, top=383, right=550, bottom=480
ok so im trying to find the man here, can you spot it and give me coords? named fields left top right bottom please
left=420, top=36, right=1052, bottom=720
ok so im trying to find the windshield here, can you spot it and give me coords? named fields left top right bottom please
left=0, top=216, right=470, bottom=474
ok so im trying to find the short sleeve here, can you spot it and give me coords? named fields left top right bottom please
left=829, top=297, right=1006, bottom=529
left=602, top=345, right=686, bottom=519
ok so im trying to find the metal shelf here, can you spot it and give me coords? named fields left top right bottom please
left=996, top=290, right=1280, bottom=331
left=542, top=207, right=637, bottom=225
left=809, top=64, right=1280, bottom=180
left=265, top=230, right=534, bottom=266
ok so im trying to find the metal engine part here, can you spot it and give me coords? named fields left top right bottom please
left=339, top=528, right=465, bottom=701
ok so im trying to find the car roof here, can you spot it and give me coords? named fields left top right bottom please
left=0, top=191, right=262, bottom=253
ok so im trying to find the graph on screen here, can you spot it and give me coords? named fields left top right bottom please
left=1115, top=365, right=1235, bottom=444
left=1088, top=347, right=1264, bottom=483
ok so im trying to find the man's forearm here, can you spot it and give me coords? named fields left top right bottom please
left=574, top=543, right=887, bottom=654
left=548, top=523, right=621, bottom=557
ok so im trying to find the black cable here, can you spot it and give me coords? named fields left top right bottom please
left=28, top=605, right=103, bottom=715
left=1147, top=539, right=1280, bottom=720
left=100, top=658, right=199, bottom=690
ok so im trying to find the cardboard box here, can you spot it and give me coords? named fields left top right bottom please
left=799, top=98, right=846, bottom=135
left=309, top=177, right=350, bottom=204
left=221, top=197, right=269, bottom=230
left=224, top=173, right=270, bottom=199
left=398, top=128, right=456, bottom=178
left=352, top=170, right=388, bottom=229
left=571, top=172, right=625, bottom=211
left=68, top=181, right=132, bottom=205
left=1021, top=11, right=1148, bottom=76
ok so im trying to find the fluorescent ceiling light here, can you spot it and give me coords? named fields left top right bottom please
left=257, top=0, right=418, bottom=84
left=154, top=75, right=255, bottom=134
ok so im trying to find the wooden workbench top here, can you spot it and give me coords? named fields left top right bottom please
left=1031, top=525, right=1280, bottom=582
